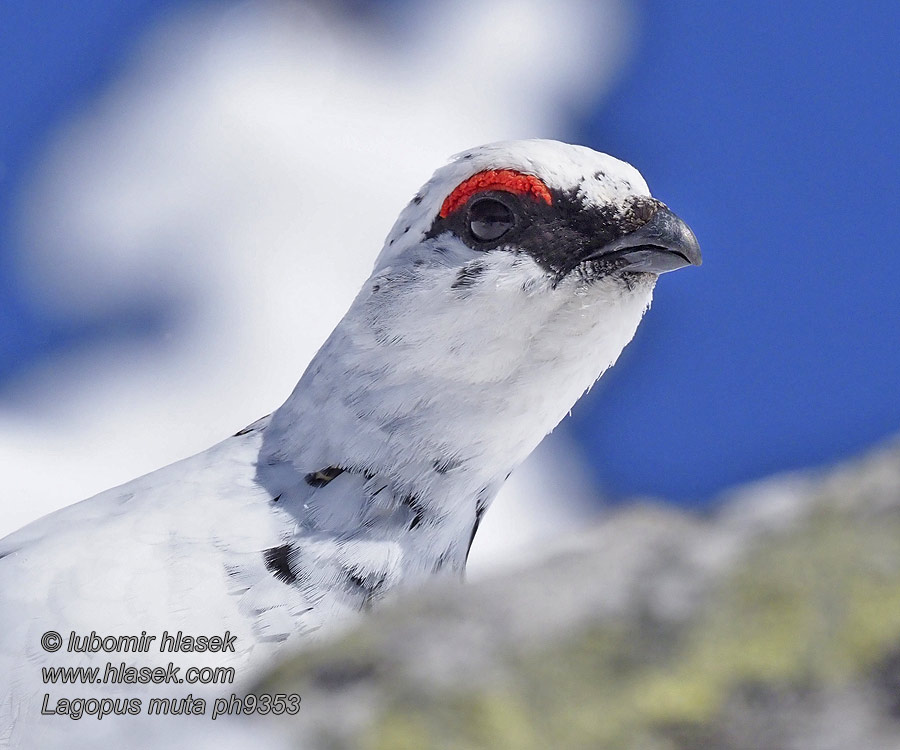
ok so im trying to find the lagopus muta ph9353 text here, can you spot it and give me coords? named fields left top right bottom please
left=0, top=139, right=700, bottom=745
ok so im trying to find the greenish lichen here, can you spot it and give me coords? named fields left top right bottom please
left=363, top=507, right=900, bottom=749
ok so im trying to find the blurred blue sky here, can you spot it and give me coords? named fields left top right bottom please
left=573, top=1, right=899, bottom=503
left=0, top=1, right=897, bottom=506
left=0, top=0, right=185, bottom=380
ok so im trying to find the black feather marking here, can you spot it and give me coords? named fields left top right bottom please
left=402, top=493, right=427, bottom=530
left=264, top=544, right=298, bottom=585
left=271, top=494, right=282, bottom=504
left=305, top=466, right=344, bottom=487
left=465, top=494, right=489, bottom=562
left=451, top=261, right=486, bottom=290
left=346, top=572, right=366, bottom=588
left=232, top=414, right=270, bottom=437
left=432, top=457, right=462, bottom=474
left=412, top=193, right=424, bottom=205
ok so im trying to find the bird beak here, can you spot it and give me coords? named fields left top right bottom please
left=584, top=206, right=702, bottom=274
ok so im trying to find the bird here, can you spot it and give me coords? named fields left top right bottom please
left=0, top=139, right=699, bottom=745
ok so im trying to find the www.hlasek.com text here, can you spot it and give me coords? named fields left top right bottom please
left=38, top=629, right=300, bottom=720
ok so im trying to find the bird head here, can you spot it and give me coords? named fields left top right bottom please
left=360, top=140, right=700, bottom=391
left=375, top=139, right=700, bottom=288
left=273, top=140, right=700, bottom=491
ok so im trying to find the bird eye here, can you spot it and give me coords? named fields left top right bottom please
left=468, top=197, right=514, bottom=242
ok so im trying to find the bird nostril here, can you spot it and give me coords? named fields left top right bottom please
left=626, top=196, right=665, bottom=230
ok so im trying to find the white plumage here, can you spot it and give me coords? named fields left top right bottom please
left=0, top=139, right=699, bottom=746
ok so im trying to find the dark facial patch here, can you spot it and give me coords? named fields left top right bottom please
left=426, top=188, right=664, bottom=282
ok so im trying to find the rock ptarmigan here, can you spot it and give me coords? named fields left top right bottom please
left=0, top=139, right=700, bottom=745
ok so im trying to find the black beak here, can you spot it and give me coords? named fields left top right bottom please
left=584, top=206, right=702, bottom=274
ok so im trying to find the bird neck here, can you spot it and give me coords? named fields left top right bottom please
left=263, top=266, right=653, bottom=564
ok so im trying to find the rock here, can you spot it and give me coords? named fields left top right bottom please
left=254, top=435, right=900, bottom=749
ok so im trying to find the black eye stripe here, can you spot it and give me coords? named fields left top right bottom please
left=467, top=197, right=514, bottom=242
left=425, top=187, right=663, bottom=276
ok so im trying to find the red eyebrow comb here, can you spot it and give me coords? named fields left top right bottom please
left=439, top=169, right=552, bottom=219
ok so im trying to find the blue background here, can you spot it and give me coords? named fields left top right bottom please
left=1, top=1, right=897, bottom=506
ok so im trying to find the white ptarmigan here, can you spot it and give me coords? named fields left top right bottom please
left=0, top=140, right=699, bottom=744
